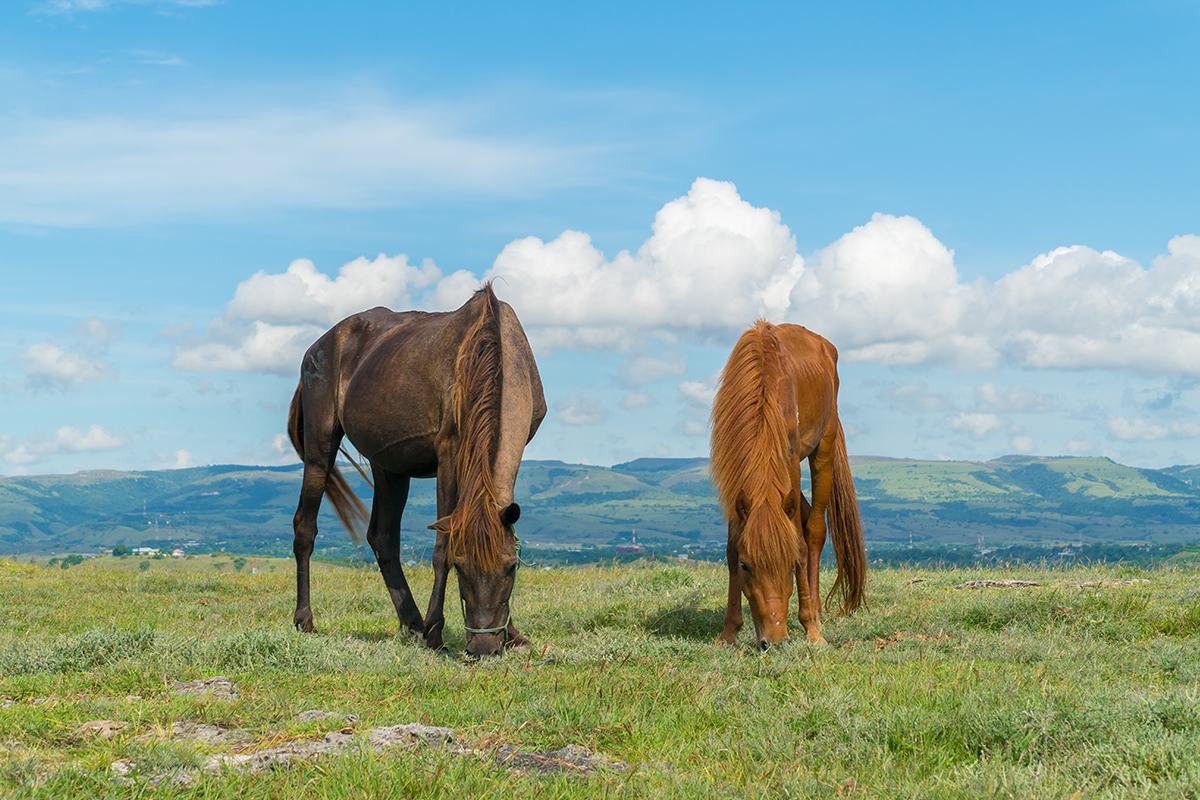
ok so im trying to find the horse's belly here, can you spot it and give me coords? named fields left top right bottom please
left=367, top=439, right=438, bottom=478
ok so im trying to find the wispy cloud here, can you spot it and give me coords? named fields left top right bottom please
left=130, top=50, right=187, bottom=66
left=31, top=0, right=220, bottom=15
left=0, top=100, right=601, bottom=226
left=554, top=395, right=609, bottom=426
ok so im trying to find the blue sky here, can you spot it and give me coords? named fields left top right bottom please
left=2, top=0, right=1199, bottom=474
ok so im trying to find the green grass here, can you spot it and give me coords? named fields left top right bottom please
left=2, top=557, right=1200, bottom=797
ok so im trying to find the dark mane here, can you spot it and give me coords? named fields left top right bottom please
left=709, top=320, right=800, bottom=575
left=444, top=282, right=507, bottom=572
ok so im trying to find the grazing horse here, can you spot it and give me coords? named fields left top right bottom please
left=286, top=284, right=546, bottom=657
left=710, top=321, right=866, bottom=649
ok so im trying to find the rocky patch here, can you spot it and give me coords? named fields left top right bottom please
left=111, top=719, right=630, bottom=785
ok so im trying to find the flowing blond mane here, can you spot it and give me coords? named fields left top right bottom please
left=442, top=283, right=507, bottom=572
left=709, top=320, right=800, bottom=574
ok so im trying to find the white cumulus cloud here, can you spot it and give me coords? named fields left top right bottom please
left=989, top=237, right=1200, bottom=374
left=946, top=412, right=1006, bottom=441
left=229, top=255, right=441, bottom=327
left=1107, top=417, right=1200, bottom=442
left=788, top=213, right=991, bottom=368
left=483, top=178, right=804, bottom=343
left=678, top=377, right=718, bottom=409
left=17, top=342, right=114, bottom=391
left=172, top=254, right=442, bottom=375
left=1, top=424, right=130, bottom=467
left=177, top=178, right=1200, bottom=387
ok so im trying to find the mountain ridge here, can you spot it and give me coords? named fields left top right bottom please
left=4, top=455, right=1200, bottom=558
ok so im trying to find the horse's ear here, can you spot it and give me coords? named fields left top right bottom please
left=783, top=490, right=798, bottom=518
left=735, top=491, right=750, bottom=521
left=428, top=516, right=452, bottom=534
left=500, top=502, right=521, bottom=527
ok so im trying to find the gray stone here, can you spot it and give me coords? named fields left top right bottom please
left=171, top=676, right=240, bottom=701
left=295, top=709, right=359, bottom=725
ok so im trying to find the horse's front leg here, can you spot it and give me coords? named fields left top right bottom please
left=423, top=531, right=450, bottom=651
left=366, top=467, right=425, bottom=639
left=423, top=445, right=458, bottom=651
left=716, top=533, right=743, bottom=646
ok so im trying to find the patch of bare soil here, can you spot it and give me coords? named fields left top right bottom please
left=953, top=579, right=1042, bottom=590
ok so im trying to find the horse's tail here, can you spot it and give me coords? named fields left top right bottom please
left=826, top=415, right=867, bottom=615
left=287, top=382, right=369, bottom=545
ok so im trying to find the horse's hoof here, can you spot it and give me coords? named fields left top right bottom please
left=294, top=614, right=316, bottom=633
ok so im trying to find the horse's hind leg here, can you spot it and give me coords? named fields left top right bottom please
left=802, top=434, right=837, bottom=645
left=366, top=467, right=425, bottom=639
left=293, top=410, right=342, bottom=633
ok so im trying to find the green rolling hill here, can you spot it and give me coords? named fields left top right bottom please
left=3, top=455, right=1200, bottom=562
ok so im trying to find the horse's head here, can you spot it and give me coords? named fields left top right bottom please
left=450, top=501, right=522, bottom=658
left=733, top=489, right=800, bottom=650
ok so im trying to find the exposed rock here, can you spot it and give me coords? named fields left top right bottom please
left=170, top=720, right=252, bottom=746
left=113, top=719, right=630, bottom=783
left=368, top=723, right=458, bottom=750
left=903, top=577, right=928, bottom=586
left=295, top=709, right=359, bottom=725
left=171, top=676, right=240, bottom=701
left=953, top=579, right=1041, bottom=590
left=1074, top=579, right=1151, bottom=589
left=495, top=743, right=628, bottom=775
left=203, top=732, right=359, bottom=775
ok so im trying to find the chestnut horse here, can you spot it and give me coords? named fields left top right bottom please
left=286, top=284, right=546, bottom=657
left=710, top=321, right=866, bottom=649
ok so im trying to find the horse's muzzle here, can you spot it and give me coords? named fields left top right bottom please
left=465, top=630, right=506, bottom=658
left=757, top=636, right=792, bottom=652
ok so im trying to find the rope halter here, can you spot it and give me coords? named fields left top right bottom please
left=460, top=535, right=526, bottom=636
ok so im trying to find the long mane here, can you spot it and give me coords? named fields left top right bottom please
left=442, top=283, right=507, bottom=572
left=709, top=320, right=800, bottom=574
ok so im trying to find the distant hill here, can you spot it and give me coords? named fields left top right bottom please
left=3, top=455, right=1200, bottom=559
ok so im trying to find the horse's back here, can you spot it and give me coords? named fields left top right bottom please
left=333, top=307, right=464, bottom=475
left=772, top=323, right=839, bottom=454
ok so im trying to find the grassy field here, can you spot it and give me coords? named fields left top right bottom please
left=1, top=556, right=1199, bottom=798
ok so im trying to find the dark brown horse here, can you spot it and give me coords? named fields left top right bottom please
left=286, top=284, right=546, bottom=657
left=710, top=321, right=866, bottom=649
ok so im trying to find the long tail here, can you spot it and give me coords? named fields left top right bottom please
left=287, top=383, right=370, bottom=544
left=826, top=416, right=867, bottom=615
